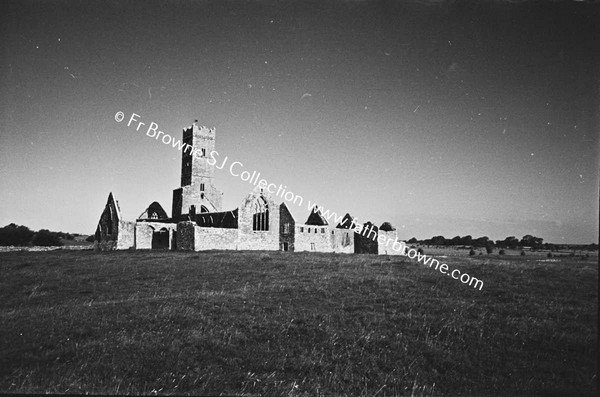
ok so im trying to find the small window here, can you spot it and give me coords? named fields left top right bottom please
left=321, top=229, right=325, bottom=234
left=201, top=148, right=206, bottom=157
left=310, top=242, right=316, bottom=251
left=200, top=183, right=205, bottom=192
left=300, top=227, right=304, bottom=232
left=308, top=228, right=311, bottom=233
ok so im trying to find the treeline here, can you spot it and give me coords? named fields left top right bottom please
left=0, top=223, right=81, bottom=247
left=407, top=234, right=598, bottom=252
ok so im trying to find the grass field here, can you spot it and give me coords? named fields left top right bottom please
left=0, top=250, right=597, bottom=396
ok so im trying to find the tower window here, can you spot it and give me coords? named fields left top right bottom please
left=200, top=183, right=205, bottom=192
left=201, top=148, right=206, bottom=157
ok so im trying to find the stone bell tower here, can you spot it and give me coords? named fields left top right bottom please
left=172, top=120, right=223, bottom=219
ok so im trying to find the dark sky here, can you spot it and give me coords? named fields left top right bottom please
left=1, top=0, right=598, bottom=243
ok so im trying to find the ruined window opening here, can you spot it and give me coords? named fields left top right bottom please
left=201, top=148, right=206, bottom=157
left=321, top=229, right=325, bottom=234
left=200, top=205, right=209, bottom=213
left=310, top=243, right=316, bottom=250
left=200, top=183, right=205, bottom=192
left=283, top=223, right=290, bottom=234
left=252, top=196, right=269, bottom=231
left=300, top=227, right=304, bottom=232
left=308, top=228, right=311, bottom=233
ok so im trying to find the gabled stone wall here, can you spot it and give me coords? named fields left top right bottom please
left=236, top=189, right=280, bottom=251
left=279, top=203, right=295, bottom=251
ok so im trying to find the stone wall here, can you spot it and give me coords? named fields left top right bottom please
left=94, top=192, right=121, bottom=251
left=237, top=189, right=280, bottom=251
left=194, top=227, right=238, bottom=251
left=176, top=221, right=196, bottom=250
left=295, top=224, right=332, bottom=252
left=135, top=222, right=177, bottom=249
left=116, top=221, right=135, bottom=249
left=331, top=228, right=354, bottom=254
left=279, top=203, right=295, bottom=251
left=354, top=222, right=379, bottom=254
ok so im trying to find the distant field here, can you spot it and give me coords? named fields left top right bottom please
left=0, top=250, right=597, bottom=396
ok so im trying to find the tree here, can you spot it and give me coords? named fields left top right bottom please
left=473, top=236, right=490, bottom=248
left=407, top=237, right=418, bottom=244
left=450, top=236, right=461, bottom=246
left=379, top=222, right=395, bottom=232
left=469, top=249, right=476, bottom=256
left=431, top=235, right=446, bottom=246
left=500, top=236, right=519, bottom=250
left=32, top=229, right=63, bottom=246
left=520, top=235, right=543, bottom=250
left=459, top=235, right=472, bottom=246
left=0, top=223, right=34, bottom=246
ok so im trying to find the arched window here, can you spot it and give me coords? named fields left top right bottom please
left=252, top=196, right=269, bottom=231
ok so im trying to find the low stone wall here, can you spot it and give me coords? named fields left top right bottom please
left=194, top=227, right=238, bottom=251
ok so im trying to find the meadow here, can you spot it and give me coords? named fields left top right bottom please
left=0, top=249, right=597, bottom=396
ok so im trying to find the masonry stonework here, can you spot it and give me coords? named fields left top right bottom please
left=94, top=119, right=404, bottom=254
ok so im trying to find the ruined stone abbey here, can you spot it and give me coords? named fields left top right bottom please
left=94, top=120, right=402, bottom=254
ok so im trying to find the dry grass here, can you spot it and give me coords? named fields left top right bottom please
left=0, top=250, right=597, bottom=395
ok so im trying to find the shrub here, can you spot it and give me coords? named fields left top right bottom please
left=469, top=249, right=476, bottom=256
left=520, top=250, right=526, bottom=256
left=0, top=223, right=34, bottom=246
left=85, top=235, right=95, bottom=243
left=479, top=252, right=483, bottom=255
left=485, top=246, right=494, bottom=254
left=417, top=248, right=424, bottom=255
left=498, top=249, right=505, bottom=255
left=32, top=229, right=63, bottom=246
left=547, top=252, right=553, bottom=258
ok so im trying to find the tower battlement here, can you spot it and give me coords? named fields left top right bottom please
left=172, top=120, right=223, bottom=219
